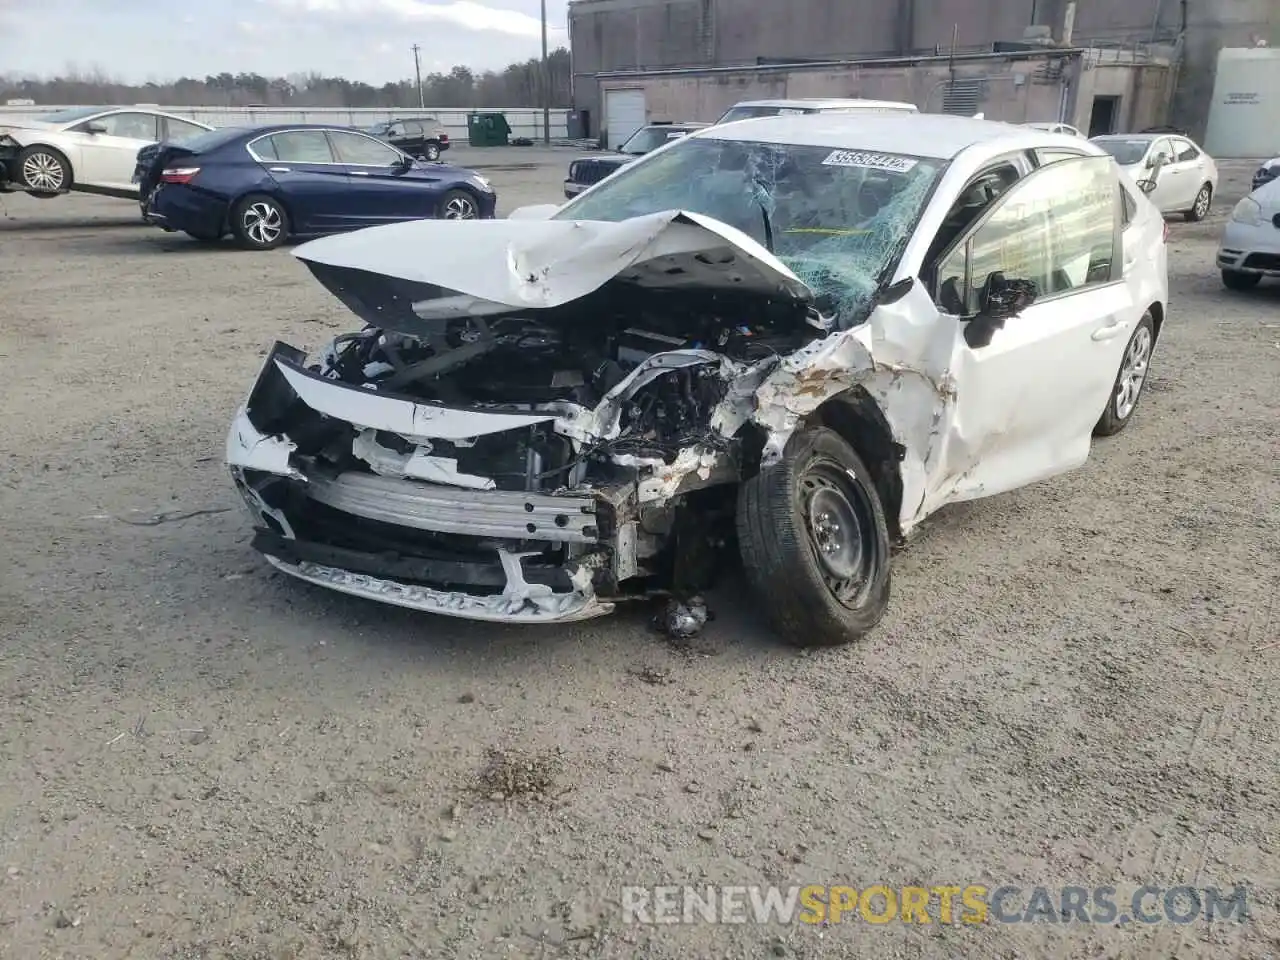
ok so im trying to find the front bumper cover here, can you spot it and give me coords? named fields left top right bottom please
left=227, top=344, right=627, bottom=623
left=1217, top=218, right=1280, bottom=276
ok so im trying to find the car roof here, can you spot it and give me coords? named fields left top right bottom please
left=730, top=97, right=916, bottom=110
left=696, top=112, right=1104, bottom=161
left=1092, top=133, right=1168, bottom=143
left=237, top=123, right=373, bottom=136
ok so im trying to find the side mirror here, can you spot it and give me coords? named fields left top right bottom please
left=1136, top=178, right=1157, bottom=194
left=965, top=271, right=1037, bottom=348
left=982, top=271, right=1037, bottom=319
left=393, top=154, right=414, bottom=171
left=85, top=121, right=107, bottom=134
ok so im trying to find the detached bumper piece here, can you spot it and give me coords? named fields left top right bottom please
left=237, top=461, right=615, bottom=622
left=0, top=137, right=20, bottom=192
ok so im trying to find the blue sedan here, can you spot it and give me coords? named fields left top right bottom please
left=136, top=124, right=496, bottom=250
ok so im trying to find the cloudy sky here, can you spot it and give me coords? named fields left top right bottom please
left=0, top=0, right=570, bottom=84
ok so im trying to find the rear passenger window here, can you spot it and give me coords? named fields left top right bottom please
left=266, top=131, right=334, bottom=163
left=935, top=156, right=1119, bottom=315
left=1174, top=139, right=1200, bottom=163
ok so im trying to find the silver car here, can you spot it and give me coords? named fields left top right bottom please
left=0, top=105, right=211, bottom=199
left=1217, top=178, right=1280, bottom=290
left=1091, top=132, right=1219, bottom=221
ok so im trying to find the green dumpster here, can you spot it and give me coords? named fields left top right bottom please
left=466, top=112, right=511, bottom=147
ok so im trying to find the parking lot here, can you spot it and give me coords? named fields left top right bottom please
left=1, top=148, right=1278, bottom=959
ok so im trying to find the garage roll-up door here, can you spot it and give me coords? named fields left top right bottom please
left=604, top=89, right=646, bottom=149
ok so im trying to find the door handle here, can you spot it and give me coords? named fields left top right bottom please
left=1091, top=320, right=1127, bottom=342
left=268, top=167, right=290, bottom=173
left=350, top=170, right=370, bottom=176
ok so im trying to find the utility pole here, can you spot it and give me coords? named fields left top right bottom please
left=412, top=43, right=424, bottom=108
left=540, top=0, right=550, bottom=143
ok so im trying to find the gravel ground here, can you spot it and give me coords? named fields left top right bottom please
left=0, top=152, right=1277, bottom=960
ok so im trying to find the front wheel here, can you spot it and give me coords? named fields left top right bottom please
left=230, top=194, right=289, bottom=250
left=1185, top=183, right=1212, bottom=222
left=1221, top=269, right=1261, bottom=291
left=18, top=146, right=71, bottom=194
left=1095, top=312, right=1155, bottom=436
left=737, top=426, right=891, bottom=647
left=438, top=188, right=478, bottom=220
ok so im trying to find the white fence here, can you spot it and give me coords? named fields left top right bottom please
left=0, top=105, right=570, bottom=141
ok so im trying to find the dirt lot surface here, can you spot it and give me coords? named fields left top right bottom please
left=1, top=150, right=1278, bottom=960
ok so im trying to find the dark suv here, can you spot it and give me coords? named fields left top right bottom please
left=563, top=122, right=705, bottom=198
left=367, top=118, right=450, bottom=161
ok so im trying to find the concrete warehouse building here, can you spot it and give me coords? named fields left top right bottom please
left=567, top=0, right=1278, bottom=148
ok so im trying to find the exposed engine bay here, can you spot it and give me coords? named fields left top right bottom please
left=314, top=286, right=819, bottom=485
left=225, top=208, right=912, bottom=627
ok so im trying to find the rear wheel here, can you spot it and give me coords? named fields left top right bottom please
left=18, top=146, right=71, bottom=194
left=1221, top=269, right=1261, bottom=291
left=438, top=189, right=478, bottom=220
left=230, top=194, right=288, bottom=250
left=1095, top=312, right=1155, bottom=436
left=1185, top=183, right=1212, bottom=222
left=737, top=426, right=891, bottom=647
left=423, top=142, right=441, bottom=161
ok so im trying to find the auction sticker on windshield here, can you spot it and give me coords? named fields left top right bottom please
left=822, top=150, right=918, bottom=172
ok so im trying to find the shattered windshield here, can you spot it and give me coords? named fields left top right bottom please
left=1094, top=139, right=1151, bottom=165
left=558, top=136, right=946, bottom=324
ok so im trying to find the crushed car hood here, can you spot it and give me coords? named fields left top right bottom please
left=291, top=210, right=815, bottom=327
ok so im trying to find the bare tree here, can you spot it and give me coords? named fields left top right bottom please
left=0, top=49, right=572, bottom=109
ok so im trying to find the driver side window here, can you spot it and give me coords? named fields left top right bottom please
left=935, top=156, right=1120, bottom=317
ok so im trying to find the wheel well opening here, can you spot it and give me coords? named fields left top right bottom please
left=1148, top=301, right=1164, bottom=341
left=807, top=389, right=905, bottom=542
left=226, top=192, right=291, bottom=234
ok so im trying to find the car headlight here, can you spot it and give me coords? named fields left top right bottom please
left=1231, top=197, right=1262, bottom=225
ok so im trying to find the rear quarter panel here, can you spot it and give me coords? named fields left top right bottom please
left=198, top=143, right=282, bottom=203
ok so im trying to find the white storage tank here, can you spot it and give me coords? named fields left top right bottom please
left=1204, top=47, right=1280, bottom=158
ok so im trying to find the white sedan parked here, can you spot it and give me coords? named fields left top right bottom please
left=0, top=106, right=211, bottom=199
left=1091, top=132, right=1218, bottom=221
left=225, top=114, right=1169, bottom=646
left=1217, top=177, right=1280, bottom=290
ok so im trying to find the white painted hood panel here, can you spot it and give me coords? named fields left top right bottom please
left=292, top=210, right=814, bottom=311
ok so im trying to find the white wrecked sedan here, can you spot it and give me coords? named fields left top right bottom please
left=226, top=114, right=1169, bottom=647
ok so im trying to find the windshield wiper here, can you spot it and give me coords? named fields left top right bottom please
left=758, top=202, right=774, bottom=254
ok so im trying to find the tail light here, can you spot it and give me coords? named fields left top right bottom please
left=438, top=133, right=449, bottom=143
left=1162, top=221, right=1169, bottom=243
left=160, top=166, right=200, bottom=184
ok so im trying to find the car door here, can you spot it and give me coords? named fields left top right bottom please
left=1144, top=137, right=1188, bottom=213
left=402, top=121, right=429, bottom=156
left=73, top=111, right=160, bottom=189
left=930, top=155, right=1135, bottom=501
left=327, top=130, right=436, bottom=225
left=249, top=130, right=351, bottom=233
left=1170, top=137, right=1210, bottom=201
